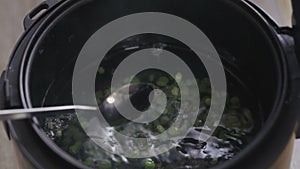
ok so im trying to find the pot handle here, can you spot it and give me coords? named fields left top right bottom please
left=0, top=71, right=6, bottom=110
left=291, top=0, right=300, bottom=138
left=277, top=29, right=300, bottom=139
left=0, top=71, right=11, bottom=140
left=23, top=0, right=62, bottom=30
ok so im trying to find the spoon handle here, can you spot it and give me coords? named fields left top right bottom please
left=0, top=105, right=97, bottom=121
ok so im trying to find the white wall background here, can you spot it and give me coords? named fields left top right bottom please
left=251, top=0, right=293, bottom=26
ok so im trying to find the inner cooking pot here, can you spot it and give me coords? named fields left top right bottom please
left=16, top=0, right=293, bottom=169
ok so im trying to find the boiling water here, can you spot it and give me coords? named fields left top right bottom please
left=40, top=70, right=262, bottom=169
left=38, top=37, right=263, bottom=169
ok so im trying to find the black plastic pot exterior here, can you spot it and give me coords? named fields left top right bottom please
left=292, top=0, right=300, bottom=138
left=0, top=0, right=299, bottom=169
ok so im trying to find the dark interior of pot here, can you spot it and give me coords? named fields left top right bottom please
left=23, top=0, right=283, bottom=168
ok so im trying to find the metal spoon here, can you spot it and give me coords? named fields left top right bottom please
left=100, top=83, right=154, bottom=126
left=0, top=83, right=152, bottom=122
left=0, top=105, right=97, bottom=121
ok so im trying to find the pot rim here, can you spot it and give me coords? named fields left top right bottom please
left=10, top=0, right=293, bottom=169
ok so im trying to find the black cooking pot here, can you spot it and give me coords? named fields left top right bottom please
left=0, top=0, right=300, bottom=169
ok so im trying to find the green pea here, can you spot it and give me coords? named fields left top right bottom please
left=201, top=78, right=210, bottom=86
left=242, top=109, right=253, bottom=122
left=77, top=116, right=86, bottom=122
left=156, top=76, right=169, bottom=86
left=162, top=109, right=168, bottom=115
left=198, top=84, right=208, bottom=93
left=204, top=97, right=211, bottom=106
left=47, top=122, right=54, bottom=130
left=80, top=120, right=89, bottom=130
left=149, top=74, right=155, bottom=82
left=225, top=115, right=241, bottom=128
left=230, top=96, right=240, bottom=107
left=84, top=157, right=94, bottom=166
left=168, top=127, right=180, bottom=136
left=157, top=125, right=165, bottom=133
left=56, top=130, right=62, bottom=138
left=69, top=142, right=81, bottom=155
left=180, top=87, right=190, bottom=96
left=171, top=87, right=179, bottom=96
left=115, top=127, right=122, bottom=132
left=198, top=78, right=211, bottom=93
left=179, top=123, right=189, bottom=132
left=143, top=158, right=156, bottom=169
left=131, top=77, right=140, bottom=83
left=98, top=67, right=105, bottom=75
left=96, top=91, right=104, bottom=101
left=175, top=73, right=183, bottom=82
left=98, top=160, right=112, bottom=169
left=229, top=130, right=244, bottom=138
left=83, top=141, right=93, bottom=150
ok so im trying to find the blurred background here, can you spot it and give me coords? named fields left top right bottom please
left=0, top=0, right=298, bottom=169
left=251, top=0, right=293, bottom=26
